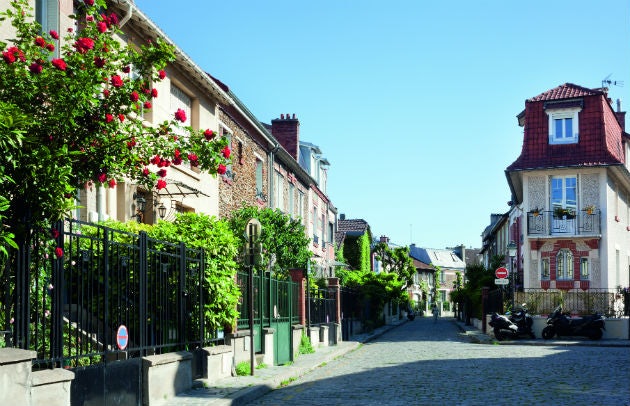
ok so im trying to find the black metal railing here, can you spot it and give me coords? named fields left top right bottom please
left=527, top=210, right=601, bottom=236
left=308, top=287, right=336, bottom=325
left=514, top=288, right=628, bottom=318
left=1, top=219, right=222, bottom=369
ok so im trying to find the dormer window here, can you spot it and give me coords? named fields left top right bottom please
left=545, top=99, right=582, bottom=145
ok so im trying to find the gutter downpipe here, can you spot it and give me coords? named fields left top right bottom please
left=118, top=0, right=133, bottom=28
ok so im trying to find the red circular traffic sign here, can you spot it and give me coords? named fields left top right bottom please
left=116, top=325, right=129, bottom=350
left=495, top=267, right=509, bottom=279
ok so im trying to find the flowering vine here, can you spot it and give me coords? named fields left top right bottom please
left=0, top=0, right=230, bottom=240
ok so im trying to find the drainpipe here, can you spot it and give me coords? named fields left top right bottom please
left=268, top=144, right=280, bottom=208
left=118, top=0, right=134, bottom=28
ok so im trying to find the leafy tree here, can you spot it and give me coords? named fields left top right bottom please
left=373, top=242, right=416, bottom=286
left=227, top=206, right=312, bottom=277
left=459, top=255, right=504, bottom=319
left=0, top=0, right=230, bottom=247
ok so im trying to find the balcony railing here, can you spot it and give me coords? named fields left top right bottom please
left=527, top=210, right=600, bottom=236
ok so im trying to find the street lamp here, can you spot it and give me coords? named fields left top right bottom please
left=507, top=241, right=517, bottom=310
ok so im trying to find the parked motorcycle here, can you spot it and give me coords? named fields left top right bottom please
left=542, top=305, right=605, bottom=340
left=407, top=309, right=416, bottom=321
left=489, top=305, right=535, bottom=340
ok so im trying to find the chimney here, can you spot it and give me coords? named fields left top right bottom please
left=339, top=213, right=345, bottom=221
left=271, top=113, right=300, bottom=159
left=615, top=99, right=626, bottom=131
left=380, top=235, right=389, bottom=243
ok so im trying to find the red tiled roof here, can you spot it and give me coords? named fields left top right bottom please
left=506, top=83, right=625, bottom=174
left=527, top=83, right=604, bottom=102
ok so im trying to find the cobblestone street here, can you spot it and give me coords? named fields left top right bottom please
left=247, top=317, right=630, bottom=406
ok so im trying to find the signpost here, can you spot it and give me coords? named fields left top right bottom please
left=495, top=267, right=508, bottom=279
left=244, top=218, right=261, bottom=376
left=116, top=325, right=128, bottom=350
left=495, top=267, right=509, bottom=286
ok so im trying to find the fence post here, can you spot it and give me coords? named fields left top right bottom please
left=178, top=242, right=186, bottom=344
left=138, top=231, right=148, bottom=355
left=51, top=220, right=65, bottom=364
left=481, top=286, right=489, bottom=333
left=327, top=277, right=341, bottom=324
left=289, top=269, right=306, bottom=326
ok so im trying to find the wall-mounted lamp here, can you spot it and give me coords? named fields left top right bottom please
left=158, top=202, right=167, bottom=219
left=133, top=192, right=146, bottom=223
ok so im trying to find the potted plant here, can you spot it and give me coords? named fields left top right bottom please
left=554, top=207, right=576, bottom=219
left=584, top=204, right=596, bottom=215
left=530, top=207, right=542, bottom=217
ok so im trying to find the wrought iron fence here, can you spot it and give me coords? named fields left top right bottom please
left=308, top=287, right=336, bottom=325
left=514, top=288, right=628, bottom=318
left=1, top=219, right=222, bottom=369
left=526, top=210, right=601, bottom=236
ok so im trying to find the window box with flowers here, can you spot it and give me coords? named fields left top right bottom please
left=530, top=208, right=542, bottom=217
left=583, top=205, right=596, bottom=215
left=554, top=207, right=576, bottom=219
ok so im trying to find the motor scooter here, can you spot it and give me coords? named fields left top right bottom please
left=542, top=305, right=605, bottom=340
left=489, top=305, right=535, bottom=340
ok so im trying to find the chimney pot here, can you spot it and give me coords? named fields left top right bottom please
left=292, top=113, right=296, bottom=119
left=280, top=114, right=284, bottom=119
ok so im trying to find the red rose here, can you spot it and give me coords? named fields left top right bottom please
left=51, top=58, right=66, bottom=71
left=103, top=89, right=110, bottom=98
left=118, top=114, right=125, bottom=122
left=151, top=88, right=158, bottom=98
left=74, top=37, right=95, bottom=53
left=2, top=51, right=16, bottom=64
left=174, top=108, right=187, bottom=123
left=143, top=101, right=152, bottom=109
left=46, top=43, right=55, bottom=52
left=54, top=247, right=64, bottom=258
left=84, top=0, right=94, bottom=5
left=156, top=179, right=167, bottom=190
left=97, top=173, right=107, bottom=183
left=204, top=129, right=215, bottom=140
left=217, top=164, right=227, bottom=175
left=29, top=62, right=43, bottom=74
left=49, top=30, right=59, bottom=39
left=222, top=146, right=231, bottom=158
left=130, top=91, right=139, bottom=102
left=51, top=228, right=60, bottom=239
left=108, top=13, right=119, bottom=26
left=86, top=15, right=94, bottom=22
left=94, top=57, right=106, bottom=68
left=108, top=178, right=116, bottom=188
left=97, top=21, right=107, bottom=33
left=157, top=169, right=167, bottom=178
left=110, top=75, right=123, bottom=88
left=35, top=36, right=46, bottom=47
left=142, top=167, right=149, bottom=177
left=122, top=65, right=130, bottom=73
left=158, top=70, right=166, bottom=79
left=105, top=113, right=113, bottom=123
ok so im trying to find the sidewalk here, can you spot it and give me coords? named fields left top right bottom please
left=162, top=319, right=407, bottom=406
left=453, top=318, right=630, bottom=347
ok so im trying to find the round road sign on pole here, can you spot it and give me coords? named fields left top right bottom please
left=495, top=267, right=509, bottom=279
left=116, top=325, right=129, bottom=350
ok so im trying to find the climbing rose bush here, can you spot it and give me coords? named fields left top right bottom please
left=0, top=0, right=230, bottom=239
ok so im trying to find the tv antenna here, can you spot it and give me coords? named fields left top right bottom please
left=602, top=74, right=624, bottom=89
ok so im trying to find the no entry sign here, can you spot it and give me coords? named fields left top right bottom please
left=116, top=325, right=129, bottom=350
left=495, top=267, right=508, bottom=279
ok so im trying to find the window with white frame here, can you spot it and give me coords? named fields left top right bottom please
left=275, top=171, right=284, bottom=211
left=551, top=176, right=577, bottom=214
left=36, top=0, right=59, bottom=57
left=541, top=258, right=550, bottom=280
left=580, top=257, right=589, bottom=280
left=255, top=158, right=263, bottom=199
left=548, top=108, right=580, bottom=144
left=170, top=85, right=191, bottom=131
left=298, top=190, right=305, bottom=224
left=288, top=183, right=295, bottom=217
left=556, top=249, right=573, bottom=280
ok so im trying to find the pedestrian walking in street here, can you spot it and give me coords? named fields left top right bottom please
left=432, top=303, right=439, bottom=323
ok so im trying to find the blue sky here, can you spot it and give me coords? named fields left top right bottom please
left=133, top=0, right=630, bottom=249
